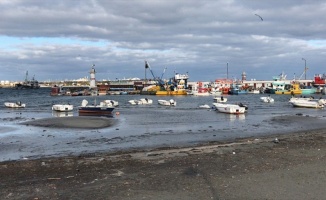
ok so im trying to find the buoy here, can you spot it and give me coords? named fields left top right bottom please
left=116, top=112, right=120, bottom=115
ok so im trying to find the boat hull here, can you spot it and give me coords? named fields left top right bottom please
left=213, top=103, right=246, bottom=114
left=4, top=102, right=26, bottom=108
left=289, top=99, right=324, bottom=109
left=156, top=90, right=187, bottom=95
left=52, top=104, right=74, bottom=112
left=78, top=107, right=115, bottom=116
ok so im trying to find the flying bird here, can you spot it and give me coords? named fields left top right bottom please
left=255, top=14, right=263, bottom=21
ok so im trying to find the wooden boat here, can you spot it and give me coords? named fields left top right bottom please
left=158, top=99, right=176, bottom=106
left=289, top=98, right=324, bottom=108
left=4, top=101, right=26, bottom=108
left=260, top=96, right=274, bottom=103
left=78, top=99, right=115, bottom=116
left=52, top=104, right=74, bottom=112
left=213, top=103, right=246, bottom=114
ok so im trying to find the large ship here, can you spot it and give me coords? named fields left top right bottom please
left=15, top=71, right=40, bottom=89
left=142, top=61, right=189, bottom=95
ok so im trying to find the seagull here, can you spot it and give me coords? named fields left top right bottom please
left=255, top=14, right=263, bottom=21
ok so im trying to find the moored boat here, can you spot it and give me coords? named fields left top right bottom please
left=289, top=97, right=324, bottom=108
left=103, top=100, right=119, bottom=107
left=260, top=96, right=274, bottom=103
left=78, top=99, right=115, bottom=116
left=128, top=98, right=153, bottom=105
left=158, top=99, right=176, bottom=106
left=4, top=101, right=26, bottom=108
left=275, top=82, right=302, bottom=95
left=213, top=102, right=246, bottom=114
left=52, top=104, right=74, bottom=112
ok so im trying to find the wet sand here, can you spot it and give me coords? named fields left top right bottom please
left=1, top=127, right=326, bottom=200
left=21, top=116, right=117, bottom=129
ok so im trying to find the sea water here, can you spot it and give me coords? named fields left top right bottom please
left=0, top=88, right=325, bottom=161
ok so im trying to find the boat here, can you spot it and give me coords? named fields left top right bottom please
left=52, top=104, right=74, bottom=112
left=300, top=85, right=316, bottom=95
left=15, top=71, right=40, bottom=89
left=78, top=99, right=115, bottom=116
left=103, top=100, right=119, bottom=107
left=212, top=102, right=246, bottom=114
left=260, top=96, right=274, bottom=103
left=229, top=82, right=248, bottom=95
left=128, top=98, right=153, bottom=105
left=312, top=74, right=326, bottom=87
left=158, top=99, right=176, bottom=106
left=275, top=82, right=302, bottom=95
left=289, top=98, right=324, bottom=109
left=269, top=72, right=290, bottom=94
left=213, top=96, right=227, bottom=103
left=4, top=101, right=26, bottom=108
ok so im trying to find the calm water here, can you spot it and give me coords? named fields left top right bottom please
left=0, top=88, right=325, bottom=161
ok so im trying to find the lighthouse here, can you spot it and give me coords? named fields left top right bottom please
left=89, top=64, right=96, bottom=88
left=242, top=71, right=247, bottom=81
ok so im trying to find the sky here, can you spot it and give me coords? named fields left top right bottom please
left=1, top=0, right=326, bottom=82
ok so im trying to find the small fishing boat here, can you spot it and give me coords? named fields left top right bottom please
left=128, top=98, right=153, bottom=105
left=158, top=99, right=176, bottom=106
left=289, top=97, right=324, bottom=109
left=213, top=103, right=246, bottom=114
left=52, top=104, right=74, bottom=112
left=103, top=100, right=119, bottom=107
left=213, top=96, right=227, bottom=103
left=260, top=96, right=274, bottom=103
left=78, top=99, right=115, bottom=116
left=4, top=101, right=26, bottom=108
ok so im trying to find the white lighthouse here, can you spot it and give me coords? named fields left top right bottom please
left=89, top=64, right=96, bottom=88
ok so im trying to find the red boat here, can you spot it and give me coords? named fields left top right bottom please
left=312, top=74, right=326, bottom=87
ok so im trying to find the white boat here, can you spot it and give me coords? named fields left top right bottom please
left=289, top=98, right=324, bottom=109
left=213, top=96, right=227, bottom=103
left=4, top=101, right=26, bottom=108
left=260, top=96, right=274, bottom=103
left=192, top=91, right=211, bottom=96
left=103, top=100, right=119, bottom=107
left=52, top=104, right=74, bottom=112
left=128, top=98, right=153, bottom=105
left=213, top=102, right=246, bottom=114
left=158, top=99, right=176, bottom=106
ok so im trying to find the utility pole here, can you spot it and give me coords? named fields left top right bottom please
left=227, top=62, right=229, bottom=79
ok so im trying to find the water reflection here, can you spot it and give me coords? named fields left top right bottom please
left=52, top=111, right=74, bottom=117
left=228, top=114, right=246, bottom=121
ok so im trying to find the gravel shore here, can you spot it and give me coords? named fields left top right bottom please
left=1, top=129, right=326, bottom=200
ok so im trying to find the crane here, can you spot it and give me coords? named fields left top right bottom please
left=144, top=60, right=165, bottom=87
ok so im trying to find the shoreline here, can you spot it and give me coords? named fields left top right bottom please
left=1, top=130, right=326, bottom=199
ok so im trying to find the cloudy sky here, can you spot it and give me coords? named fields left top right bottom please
left=1, top=0, right=326, bottom=82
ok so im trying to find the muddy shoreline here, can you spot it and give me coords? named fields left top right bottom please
left=1, top=129, right=326, bottom=200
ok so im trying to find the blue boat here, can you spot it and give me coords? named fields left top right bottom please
left=229, top=83, right=247, bottom=95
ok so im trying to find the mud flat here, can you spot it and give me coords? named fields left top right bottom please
left=20, top=116, right=117, bottom=129
left=1, top=128, right=326, bottom=200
